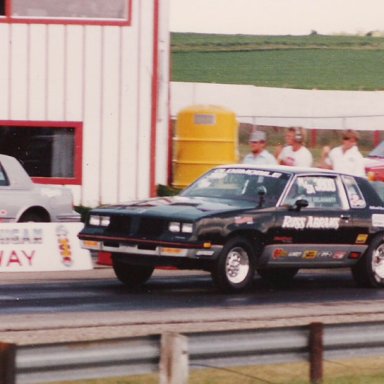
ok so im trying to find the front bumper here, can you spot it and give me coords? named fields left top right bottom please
left=79, top=238, right=223, bottom=260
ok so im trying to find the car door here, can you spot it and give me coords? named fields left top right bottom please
left=268, top=174, right=358, bottom=263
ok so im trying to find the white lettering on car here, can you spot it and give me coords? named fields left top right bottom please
left=282, top=216, right=340, bottom=230
left=306, top=216, right=340, bottom=230
left=282, top=216, right=306, bottom=229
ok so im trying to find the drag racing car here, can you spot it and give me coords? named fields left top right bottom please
left=79, top=164, right=384, bottom=292
left=0, top=154, right=80, bottom=222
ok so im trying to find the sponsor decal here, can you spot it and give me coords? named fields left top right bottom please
left=196, top=250, right=215, bottom=256
left=319, top=251, right=333, bottom=258
left=349, top=252, right=361, bottom=260
left=273, top=236, right=293, bottom=243
left=355, top=234, right=368, bottom=244
left=349, top=196, right=365, bottom=208
left=282, top=216, right=306, bottom=229
left=287, top=251, right=302, bottom=258
left=372, top=214, right=384, bottom=227
left=303, top=250, right=318, bottom=259
left=273, top=248, right=288, bottom=259
left=370, top=206, right=384, bottom=210
left=235, top=216, right=254, bottom=225
left=282, top=216, right=340, bottom=230
left=298, top=177, right=336, bottom=194
left=225, top=168, right=282, bottom=178
left=333, top=251, right=346, bottom=260
left=56, top=225, right=73, bottom=266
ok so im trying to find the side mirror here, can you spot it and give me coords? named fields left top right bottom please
left=256, top=186, right=267, bottom=196
left=256, top=186, right=267, bottom=208
left=292, top=199, right=309, bottom=211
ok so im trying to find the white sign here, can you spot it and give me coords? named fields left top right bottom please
left=0, top=223, right=93, bottom=272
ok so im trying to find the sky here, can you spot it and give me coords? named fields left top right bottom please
left=169, top=0, right=384, bottom=36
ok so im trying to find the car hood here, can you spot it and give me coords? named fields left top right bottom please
left=365, top=156, right=384, bottom=168
left=93, top=196, right=259, bottom=221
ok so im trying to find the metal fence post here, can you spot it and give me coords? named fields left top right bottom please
left=159, top=332, right=189, bottom=384
left=309, top=322, right=323, bottom=384
left=0, top=342, right=16, bottom=384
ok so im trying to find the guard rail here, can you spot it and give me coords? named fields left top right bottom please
left=1, top=320, right=384, bottom=383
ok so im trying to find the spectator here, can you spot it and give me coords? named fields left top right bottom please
left=242, top=130, right=277, bottom=165
left=276, top=127, right=313, bottom=167
left=321, top=129, right=365, bottom=177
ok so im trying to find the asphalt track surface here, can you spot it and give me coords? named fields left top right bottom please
left=1, top=266, right=384, bottom=345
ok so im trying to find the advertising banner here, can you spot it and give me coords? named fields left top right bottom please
left=0, top=223, right=93, bottom=272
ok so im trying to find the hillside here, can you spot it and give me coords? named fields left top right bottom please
left=171, top=33, right=384, bottom=90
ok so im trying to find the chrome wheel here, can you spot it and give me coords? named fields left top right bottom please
left=225, top=247, right=250, bottom=284
left=352, top=236, right=384, bottom=288
left=211, top=236, right=256, bottom=293
left=372, top=243, right=384, bottom=282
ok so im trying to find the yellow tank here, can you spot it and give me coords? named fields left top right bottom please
left=173, top=105, right=238, bottom=188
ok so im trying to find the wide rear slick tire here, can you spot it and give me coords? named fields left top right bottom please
left=112, top=256, right=154, bottom=288
left=211, top=236, right=256, bottom=293
left=352, top=236, right=384, bottom=288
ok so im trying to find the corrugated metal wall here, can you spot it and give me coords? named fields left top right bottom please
left=0, top=0, right=170, bottom=207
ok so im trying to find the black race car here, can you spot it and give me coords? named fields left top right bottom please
left=79, top=165, right=384, bottom=292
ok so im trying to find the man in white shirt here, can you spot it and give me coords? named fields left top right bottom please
left=277, top=127, right=313, bottom=167
left=242, top=130, right=277, bottom=165
left=321, top=129, right=366, bottom=177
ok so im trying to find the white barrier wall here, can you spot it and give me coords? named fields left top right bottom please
left=0, top=223, right=93, bottom=272
left=171, top=82, right=384, bottom=131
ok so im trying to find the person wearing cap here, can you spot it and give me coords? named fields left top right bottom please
left=321, top=129, right=365, bottom=177
left=242, top=131, right=277, bottom=165
left=276, top=127, right=313, bottom=167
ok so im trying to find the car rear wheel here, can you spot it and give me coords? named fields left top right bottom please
left=112, top=256, right=154, bottom=288
left=257, top=268, right=299, bottom=286
left=18, top=212, right=48, bottom=222
left=352, top=236, right=384, bottom=288
left=211, top=237, right=256, bottom=293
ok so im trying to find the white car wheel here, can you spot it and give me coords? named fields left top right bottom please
left=211, top=237, right=256, bottom=293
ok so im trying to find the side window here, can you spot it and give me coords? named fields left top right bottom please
left=0, top=0, right=131, bottom=24
left=342, top=175, right=366, bottom=208
left=0, top=123, right=82, bottom=185
left=282, top=176, right=342, bottom=209
left=12, top=0, right=128, bottom=19
left=0, top=163, right=9, bottom=186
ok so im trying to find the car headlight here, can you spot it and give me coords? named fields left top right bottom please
left=169, top=221, right=193, bottom=233
left=89, top=215, right=110, bottom=227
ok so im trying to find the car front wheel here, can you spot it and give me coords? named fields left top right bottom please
left=112, top=256, right=154, bottom=288
left=352, top=236, right=384, bottom=288
left=211, top=237, right=256, bottom=293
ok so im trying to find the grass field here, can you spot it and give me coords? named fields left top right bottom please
left=171, top=33, right=384, bottom=90
left=54, top=356, right=384, bottom=384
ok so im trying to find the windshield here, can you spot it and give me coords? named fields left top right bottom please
left=181, top=167, right=291, bottom=207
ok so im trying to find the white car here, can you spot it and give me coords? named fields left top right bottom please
left=0, top=154, right=80, bottom=222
